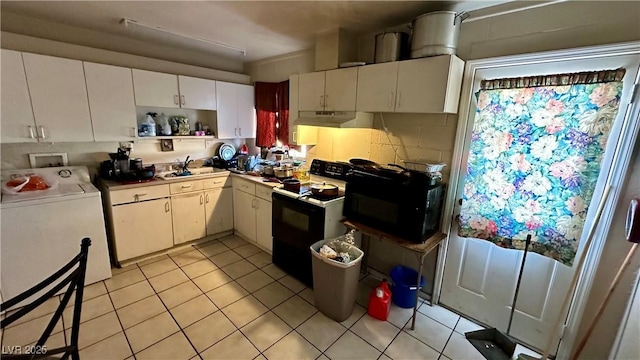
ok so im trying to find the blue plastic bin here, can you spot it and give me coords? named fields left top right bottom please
left=390, top=265, right=425, bottom=308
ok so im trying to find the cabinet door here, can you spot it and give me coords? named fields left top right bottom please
left=288, top=74, right=299, bottom=144
left=324, top=67, right=358, bottom=111
left=236, top=84, right=256, bottom=139
left=298, top=72, right=326, bottom=111
left=171, top=192, right=207, bottom=244
left=132, top=69, right=179, bottom=108
left=216, top=81, right=238, bottom=139
left=233, top=189, right=257, bottom=242
left=396, top=56, right=451, bottom=113
left=1, top=50, right=37, bottom=143
left=205, top=188, right=233, bottom=235
left=255, top=197, right=273, bottom=253
left=22, top=53, right=94, bottom=142
left=356, top=62, right=399, bottom=113
left=84, top=62, right=137, bottom=141
left=178, top=75, right=217, bottom=110
left=111, top=199, right=173, bottom=261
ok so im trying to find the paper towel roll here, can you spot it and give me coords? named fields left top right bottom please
left=626, top=198, right=640, bottom=243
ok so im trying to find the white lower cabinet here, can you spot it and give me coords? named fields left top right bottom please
left=171, top=192, right=206, bottom=245
left=205, top=188, right=234, bottom=235
left=233, top=188, right=257, bottom=241
left=111, top=198, right=173, bottom=261
left=255, top=197, right=273, bottom=252
left=232, top=177, right=273, bottom=253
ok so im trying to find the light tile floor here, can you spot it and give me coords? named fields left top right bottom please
left=1, top=235, right=539, bottom=360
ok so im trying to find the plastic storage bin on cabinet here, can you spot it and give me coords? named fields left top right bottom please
left=310, top=239, right=364, bottom=322
left=390, top=265, right=425, bottom=308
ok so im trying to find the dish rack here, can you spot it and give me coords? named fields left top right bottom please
left=402, top=159, right=446, bottom=179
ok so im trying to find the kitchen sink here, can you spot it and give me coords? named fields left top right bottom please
left=155, top=167, right=225, bottom=180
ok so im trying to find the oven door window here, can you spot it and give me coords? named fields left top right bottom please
left=272, top=193, right=326, bottom=245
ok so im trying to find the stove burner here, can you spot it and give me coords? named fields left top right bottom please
left=281, top=185, right=345, bottom=201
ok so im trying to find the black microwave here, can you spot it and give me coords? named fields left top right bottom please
left=343, top=169, right=445, bottom=243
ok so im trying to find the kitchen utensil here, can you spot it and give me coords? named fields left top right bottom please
left=130, top=158, right=143, bottom=172
left=137, top=165, right=156, bottom=180
left=237, top=155, right=251, bottom=172
left=282, top=179, right=301, bottom=193
left=311, top=182, right=339, bottom=198
left=263, top=165, right=275, bottom=177
left=375, top=32, right=409, bottom=63
left=410, top=11, right=469, bottom=58
left=218, top=143, right=236, bottom=161
left=274, top=166, right=294, bottom=179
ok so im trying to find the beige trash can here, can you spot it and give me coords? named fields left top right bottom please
left=310, top=239, right=364, bottom=322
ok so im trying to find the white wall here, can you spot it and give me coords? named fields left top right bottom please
left=245, top=49, right=315, bottom=83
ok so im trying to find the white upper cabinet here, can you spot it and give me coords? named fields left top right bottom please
left=298, top=68, right=358, bottom=112
left=298, top=72, right=326, bottom=111
left=1, top=50, right=37, bottom=143
left=356, top=61, right=399, bottom=113
left=178, top=75, right=217, bottom=110
left=395, top=55, right=465, bottom=113
left=324, top=67, right=358, bottom=111
left=22, top=53, right=94, bottom=142
left=216, top=81, right=255, bottom=139
left=236, top=83, right=256, bottom=139
left=288, top=74, right=318, bottom=145
left=132, top=69, right=180, bottom=108
left=357, top=55, right=464, bottom=114
left=84, top=62, right=137, bottom=142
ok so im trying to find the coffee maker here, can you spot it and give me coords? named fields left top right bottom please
left=100, top=148, right=130, bottom=180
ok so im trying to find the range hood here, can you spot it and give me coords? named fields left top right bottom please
left=295, top=111, right=373, bottom=128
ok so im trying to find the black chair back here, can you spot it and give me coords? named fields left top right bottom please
left=1, top=238, right=91, bottom=360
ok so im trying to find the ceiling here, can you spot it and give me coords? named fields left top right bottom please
left=1, top=1, right=514, bottom=66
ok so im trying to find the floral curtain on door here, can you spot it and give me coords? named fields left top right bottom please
left=457, top=69, right=625, bottom=266
left=255, top=81, right=289, bottom=147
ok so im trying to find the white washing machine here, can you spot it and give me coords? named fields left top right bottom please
left=1, top=166, right=112, bottom=307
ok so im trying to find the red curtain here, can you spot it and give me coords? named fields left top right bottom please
left=254, top=80, right=289, bottom=147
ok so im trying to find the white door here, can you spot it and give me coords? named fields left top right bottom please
left=1, top=50, right=37, bottom=143
left=178, top=75, right=217, bottom=110
left=216, top=81, right=238, bottom=139
left=171, top=192, right=207, bottom=244
left=440, top=52, right=640, bottom=353
left=396, top=56, right=451, bottom=113
left=22, top=53, right=94, bottom=142
left=324, top=67, right=358, bottom=111
left=298, top=72, right=326, bottom=111
left=233, top=189, right=257, bottom=242
left=356, top=62, right=399, bottom=113
left=132, top=69, right=179, bottom=108
left=205, top=188, right=234, bottom=235
left=112, top=199, right=174, bottom=261
left=255, top=197, right=273, bottom=253
left=84, top=62, right=137, bottom=142
left=236, top=83, right=256, bottom=138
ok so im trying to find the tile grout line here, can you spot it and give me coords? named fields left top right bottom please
left=105, top=271, right=138, bottom=359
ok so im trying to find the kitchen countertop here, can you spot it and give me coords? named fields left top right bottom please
left=99, top=169, right=231, bottom=190
left=98, top=170, right=282, bottom=191
left=231, top=173, right=283, bottom=189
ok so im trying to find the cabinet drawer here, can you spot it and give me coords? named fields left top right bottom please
left=110, top=185, right=170, bottom=205
left=170, top=180, right=204, bottom=194
left=203, top=176, right=231, bottom=189
left=255, top=185, right=273, bottom=202
left=233, top=177, right=256, bottom=195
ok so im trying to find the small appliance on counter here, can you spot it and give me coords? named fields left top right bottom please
left=99, top=148, right=155, bottom=183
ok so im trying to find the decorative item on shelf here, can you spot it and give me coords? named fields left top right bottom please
left=160, top=139, right=174, bottom=152
left=170, top=116, right=190, bottom=135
